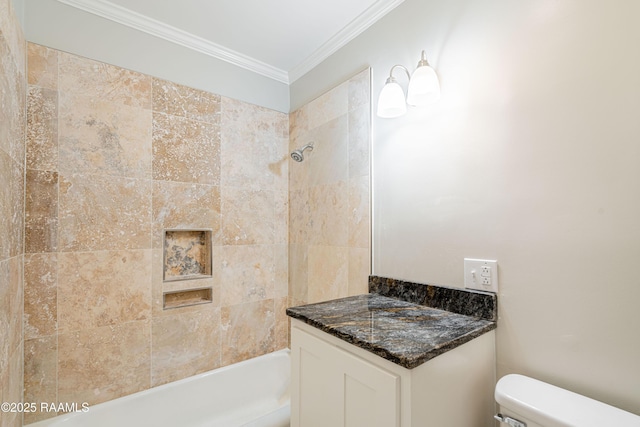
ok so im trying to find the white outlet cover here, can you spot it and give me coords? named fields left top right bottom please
left=464, top=258, right=498, bottom=293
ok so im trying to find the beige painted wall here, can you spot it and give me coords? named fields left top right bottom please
left=293, top=0, right=640, bottom=415
left=24, top=43, right=289, bottom=423
left=375, top=1, right=640, bottom=414
left=0, top=0, right=25, bottom=425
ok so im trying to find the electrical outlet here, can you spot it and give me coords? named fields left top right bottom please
left=464, top=258, right=498, bottom=293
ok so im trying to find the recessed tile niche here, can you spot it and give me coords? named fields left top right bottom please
left=163, top=229, right=213, bottom=282
left=163, top=287, right=213, bottom=310
left=162, top=229, right=213, bottom=310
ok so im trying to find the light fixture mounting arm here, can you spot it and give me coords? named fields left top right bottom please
left=416, top=50, right=430, bottom=67
left=386, top=64, right=411, bottom=84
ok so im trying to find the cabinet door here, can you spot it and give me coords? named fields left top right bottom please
left=291, top=325, right=343, bottom=427
left=291, top=324, right=400, bottom=427
left=339, top=343, right=400, bottom=427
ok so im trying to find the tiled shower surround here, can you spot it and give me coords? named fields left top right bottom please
left=0, top=0, right=26, bottom=426
left=289, top=70, right=371, bottom=306
left=23, top=43, right=290, bottom=423
left=22, top=42, right=370, bottom=424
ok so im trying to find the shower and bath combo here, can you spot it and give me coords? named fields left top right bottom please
left=290, top=143, right=313, bottom=162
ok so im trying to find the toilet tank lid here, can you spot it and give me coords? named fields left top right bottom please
left=495, top=374, right=640, bottom=427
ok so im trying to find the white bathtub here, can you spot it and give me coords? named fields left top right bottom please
left=29, top=349, right=290, bottom=427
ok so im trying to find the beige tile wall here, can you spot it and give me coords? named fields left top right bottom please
left=24, top=43, right=289, bottom=423
left=0, top=1, right=26, bottom=426
left=22, top=43, right=370, bottom=425
left=288, top=69, right=371, bottom=307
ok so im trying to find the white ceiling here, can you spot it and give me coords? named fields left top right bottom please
left=56, top=0, right=404, bottom=83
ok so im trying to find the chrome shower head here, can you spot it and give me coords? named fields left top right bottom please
left=291, top=151, right=304, bottom=162
left=291, top=143, right=314, bottom=162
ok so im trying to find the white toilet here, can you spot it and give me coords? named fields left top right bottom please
left=495, top=374, right=640, bottom=427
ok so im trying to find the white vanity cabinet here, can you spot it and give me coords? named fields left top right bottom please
left=290, top=318, right=496, bottom=427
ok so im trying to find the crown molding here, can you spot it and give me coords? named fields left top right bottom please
left=56, top=0, right=290, bottom=83
left=56, top=0, right=404, bottom=85
left=289, top=0, right=405, bottom=82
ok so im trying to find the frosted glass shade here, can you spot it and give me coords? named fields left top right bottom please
left=377, top=81, right=407, bottom=118
left=406, top=65, right=440, bottom=106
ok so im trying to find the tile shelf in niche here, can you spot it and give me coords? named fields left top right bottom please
left=163, top=287, right=213, bottom=310
left=163, top=229, right=213, bottom=282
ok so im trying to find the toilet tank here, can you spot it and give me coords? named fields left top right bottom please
left=495, top=374, right=640, bottom=427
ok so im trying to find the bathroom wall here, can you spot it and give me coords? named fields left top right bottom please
left=23, top=43, right=289, bottom=423
left=0, top=0, right=25, bottom=426
left=292, top=0, right=640, bottom=415
left=22, top=0, right=289, bottom=113
left=288, top=69, right=371, bottom=307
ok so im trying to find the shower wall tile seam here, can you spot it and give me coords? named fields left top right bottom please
left=55, top=167, right=154, bottom=179
left=306, top=244, right=369, bottom=249
left=55, top=171, right=155, bottom=181
left=151, top=109, right=222, bottom=127
left=29, top=247, right=152, bottom=253
left=222, top=297, right=279, bottom=309
left=150, top=178, right=222, bottom=186
left=54, top=44, right=60, bottom=417
left=55, top=317, right=152, bottom=336
left=20, top=81, right=27, bottom=273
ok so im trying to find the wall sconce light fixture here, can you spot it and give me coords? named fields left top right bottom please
left=377, top=50, right=440, bottom=118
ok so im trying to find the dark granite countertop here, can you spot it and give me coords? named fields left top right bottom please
left=288, top=275, right=497, bottom=369
left=369, top=275, right=497, bottom=322
left=287, top=292, right=496, bottom=369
